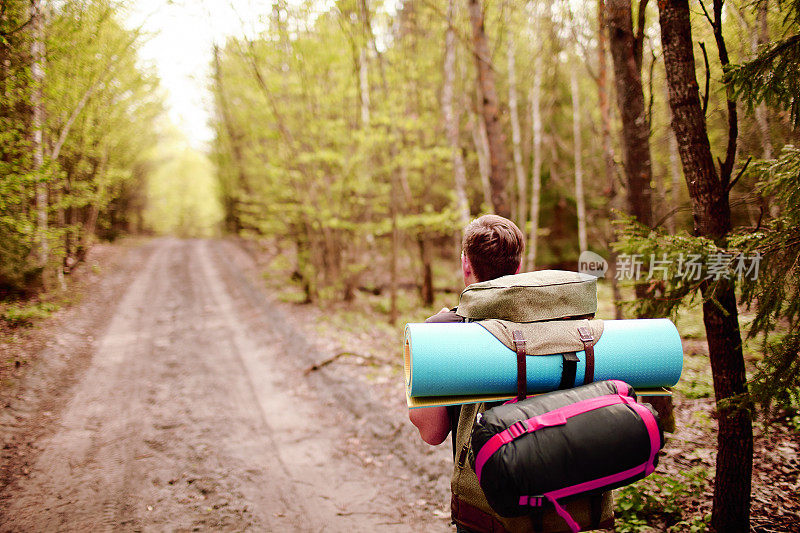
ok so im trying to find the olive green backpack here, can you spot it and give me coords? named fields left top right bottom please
left=450, top=270, right=615, bottom=533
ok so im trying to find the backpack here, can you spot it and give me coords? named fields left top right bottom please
left=450, top=271, right=616, bottom=532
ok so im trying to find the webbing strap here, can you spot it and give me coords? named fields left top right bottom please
left=546, top=494, right=581, bottom=533
left=577, top=326, right=595, bottom=385
left=512, top=331, right=526, bottom=402
left=558, top=352, right=579, bottom=390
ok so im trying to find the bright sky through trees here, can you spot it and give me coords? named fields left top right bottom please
left=125, top=0, right=266, bottom=149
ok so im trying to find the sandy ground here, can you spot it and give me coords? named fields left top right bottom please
left=0, top=238, right=453, bottom=532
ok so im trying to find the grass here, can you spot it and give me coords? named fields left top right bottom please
left=1, top=301, right=60, bottom=327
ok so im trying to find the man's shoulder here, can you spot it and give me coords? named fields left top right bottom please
left=424, top=309, right=464, bottom=323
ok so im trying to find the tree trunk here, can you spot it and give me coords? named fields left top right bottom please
left=597, top=0, right=624, bottom=319
left=607, top=0, right=654, bottom=306
left=507, top=32, right=527, bottom=233
left=417, top=236, right=434, bottom=306
left=469, top=105, right=493, bottom=210
left=598, top=0, right=617, bottom=203
left=658, top=2, right=752, bottom=531
left=526, top=53, right=543, bottom=271
left=30, top=0, right=47, bottom=272
left=667, top=101, right=682, bottom=234
left=606, top=0, right=654, bottom=229
left=570, top=66, right=587, bottom=254
left=468, top=0, right=511, bottom=218
left=444, top=0, right=470, bottom=224
left=213, top=45, right=249, bottom=233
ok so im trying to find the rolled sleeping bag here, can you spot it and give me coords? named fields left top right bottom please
left=404, top=318, right=683, bottom=398
left=470, top=380, right=663, bottom=523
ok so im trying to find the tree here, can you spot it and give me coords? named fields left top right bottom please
left=570, top=64, right=587, bottom=254
left=606, top=0, right=654, bottom=234
left=658, top=1, right=752, bottom=530
left=468, top=0, right=511, bottom=218
left=443, top=0, right=470, bottom=225
left=526, top=49, right=543, bottom=270
left=1, top=0, right=164, bottom=296
left=30, top=0, right=47, bottom=275
left=726, top=0, right=800, bottom=433
left=507, top=30, right=526, bottom=232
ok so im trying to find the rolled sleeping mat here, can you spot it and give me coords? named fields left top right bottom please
left=404, top=318, right=683, bottom=399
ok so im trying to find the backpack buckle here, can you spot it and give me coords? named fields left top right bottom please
left=507, top=420, right=528, bottom=439
left=578, top=326, right=594, bottom=344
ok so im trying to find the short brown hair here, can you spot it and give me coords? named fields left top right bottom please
left=462, top=215, right=525, bottom=282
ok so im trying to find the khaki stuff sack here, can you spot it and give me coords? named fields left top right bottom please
left=450, top=270, right=614, bottom=532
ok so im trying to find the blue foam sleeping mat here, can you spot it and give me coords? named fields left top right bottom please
left=404, top=318, right=683, bottom=408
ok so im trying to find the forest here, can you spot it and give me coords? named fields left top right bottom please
left=2, top=0, right=800, bottom=531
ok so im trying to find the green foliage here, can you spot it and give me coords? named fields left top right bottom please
left=144, top=133, right=223, bottom=238
left=676, top=353, right=715, bottom=399
left=614, top=145, right=800, bottom=416
left=0, top=0, right=166, bottom=295
left=726, top=1, right=800, bottom=127
left=730, top=147, right=800, bottom=415
left=1, top=301, right=59, bottom=327
left=611, top=211, right=732, bottom=320
left=615, top=468, right=709, bottom=532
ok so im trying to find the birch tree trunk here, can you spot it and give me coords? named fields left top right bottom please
left=30, top=0, right=48, bottom=272
left=469, top=103, right=493, bottom=210
left=658, top=2, right=752, bottom=530
left=597, top=0, right=616, bottom=202
left=468, top=0, right=511, bottom=218
left=508, top=32, right=527, bottom=233
left=444, top=0, right=470, bottom=224
left=597, top=0, right=623, bottom=318
left=571, top=66, right=587, bottom=254
left=526, top=54, right=542, bottom=270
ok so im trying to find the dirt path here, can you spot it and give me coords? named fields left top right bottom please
left=0, top=238, right=452, bottom=532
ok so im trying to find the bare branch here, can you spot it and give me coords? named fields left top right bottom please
left=727, top=156, right=752, bottom=192
left=698, top=0, right=714, bottom=27
left=699, top=41, right=711, bottom=116
left=304, top=351, right=391, bottom=374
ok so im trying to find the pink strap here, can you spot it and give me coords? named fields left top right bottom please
left=546, top=494, right=580, bottom=533
left=475, top=393, right=631, bottom=483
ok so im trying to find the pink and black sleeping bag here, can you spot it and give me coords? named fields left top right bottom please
left=471, top=380, right=663, bottom=532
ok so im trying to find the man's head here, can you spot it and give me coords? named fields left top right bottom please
left=461, top=214, right=525, bottom=284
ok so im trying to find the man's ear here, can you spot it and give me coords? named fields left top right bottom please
left=515, top=261, right=522, bottom=274
left=461, top=252, right=472, bottom=277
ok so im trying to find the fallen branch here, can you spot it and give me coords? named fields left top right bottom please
left=304, top=351, right=391, bottom=374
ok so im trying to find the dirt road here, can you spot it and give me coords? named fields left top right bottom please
left=0, top=239, right=452, bottom=532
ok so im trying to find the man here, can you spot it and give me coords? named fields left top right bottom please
left=408, top=214, right=525, bottom=529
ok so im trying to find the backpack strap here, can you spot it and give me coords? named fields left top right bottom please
left=512, top=330, right=526, bottom=402
left=578, top=325, right=595, bottom=385
left=558, top=352, right=579, bottom=390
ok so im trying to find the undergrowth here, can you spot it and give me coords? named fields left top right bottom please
left=1, top=301, right=60, bottom=327
left=614, top=467, right=710, bottom=532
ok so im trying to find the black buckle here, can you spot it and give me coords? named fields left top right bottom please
left=507, top=421, right=528, bottom=439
